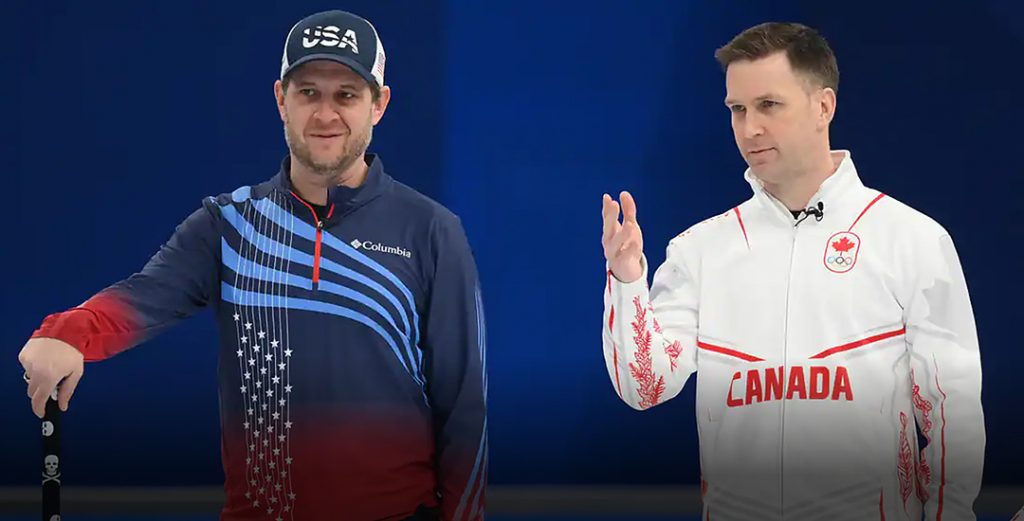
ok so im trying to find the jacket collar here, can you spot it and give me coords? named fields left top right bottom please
left=744, top=150, right=863, bottom=225
left=271, top=153, right=393, bottom=221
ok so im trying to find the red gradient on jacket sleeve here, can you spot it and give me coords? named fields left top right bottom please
left=31, top=291, right=141, bottom=362
left=219, top=408, right=445, bottom=521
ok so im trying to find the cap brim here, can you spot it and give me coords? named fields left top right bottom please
left=282, top=53, right=378, bottom=87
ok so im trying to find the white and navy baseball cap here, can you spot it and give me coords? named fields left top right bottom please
left=280, top=10, right=386, bottom=88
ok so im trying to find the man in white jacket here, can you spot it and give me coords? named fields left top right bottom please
left=601, top=22, right=984, bottom=520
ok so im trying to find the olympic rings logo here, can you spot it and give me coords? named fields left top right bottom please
left=823, top=231, right=861, bottom=273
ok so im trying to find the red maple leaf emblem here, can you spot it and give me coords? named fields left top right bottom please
left=832, top=236, right=856, bottom=253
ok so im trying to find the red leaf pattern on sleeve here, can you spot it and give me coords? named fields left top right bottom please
left=911, top=373, right=934, bottom=502
left=629, top=297, right=665, bottom=409
left=897, top=412, right=914, bottom=507
left=665, top=341, right=682, bottom=371
left=649, top=303, right=682, bottom=371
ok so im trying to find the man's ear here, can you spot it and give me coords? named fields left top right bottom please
left=274, top=80, right=287, bottom=123
left=371, top=85, right=392, bottom=125
left=818, top=87, right=836, bottom=130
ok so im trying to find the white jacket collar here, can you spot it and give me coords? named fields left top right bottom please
left=743, top=150, right=864, bottom=224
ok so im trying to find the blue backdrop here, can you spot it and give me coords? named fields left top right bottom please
left=2, top=0, right=1021, bottom=491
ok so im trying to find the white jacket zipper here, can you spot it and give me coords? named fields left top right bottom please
left=780, top=216, right=803, bottom=517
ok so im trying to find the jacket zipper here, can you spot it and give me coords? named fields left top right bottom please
left=760, top=188, right=810, bottom=518
left=779, top=218, right=801, bottom=519
left=290, top=192, right=335, bottom=291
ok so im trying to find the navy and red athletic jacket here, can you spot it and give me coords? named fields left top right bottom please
left=32, top=154, right=488, bottom=521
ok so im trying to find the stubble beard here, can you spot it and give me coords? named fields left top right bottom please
left=284, top=112, right=373, bottom=185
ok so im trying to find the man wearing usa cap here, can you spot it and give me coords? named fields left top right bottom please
left=18, top=10, right=487, bottom=521
left=601, top=23, right=984, bottom=519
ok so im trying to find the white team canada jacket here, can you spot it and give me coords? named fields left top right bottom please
left=603, top=151, right=984, bottom=520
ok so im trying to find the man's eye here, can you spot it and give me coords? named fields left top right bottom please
left=730, top=105, right=746, bottom=114
left=760, top=100, right=779, bottom=109
left=300, top=88, right=316, bottom=97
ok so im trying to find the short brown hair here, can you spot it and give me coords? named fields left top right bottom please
left=714, top=22, right=839, bottom=93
